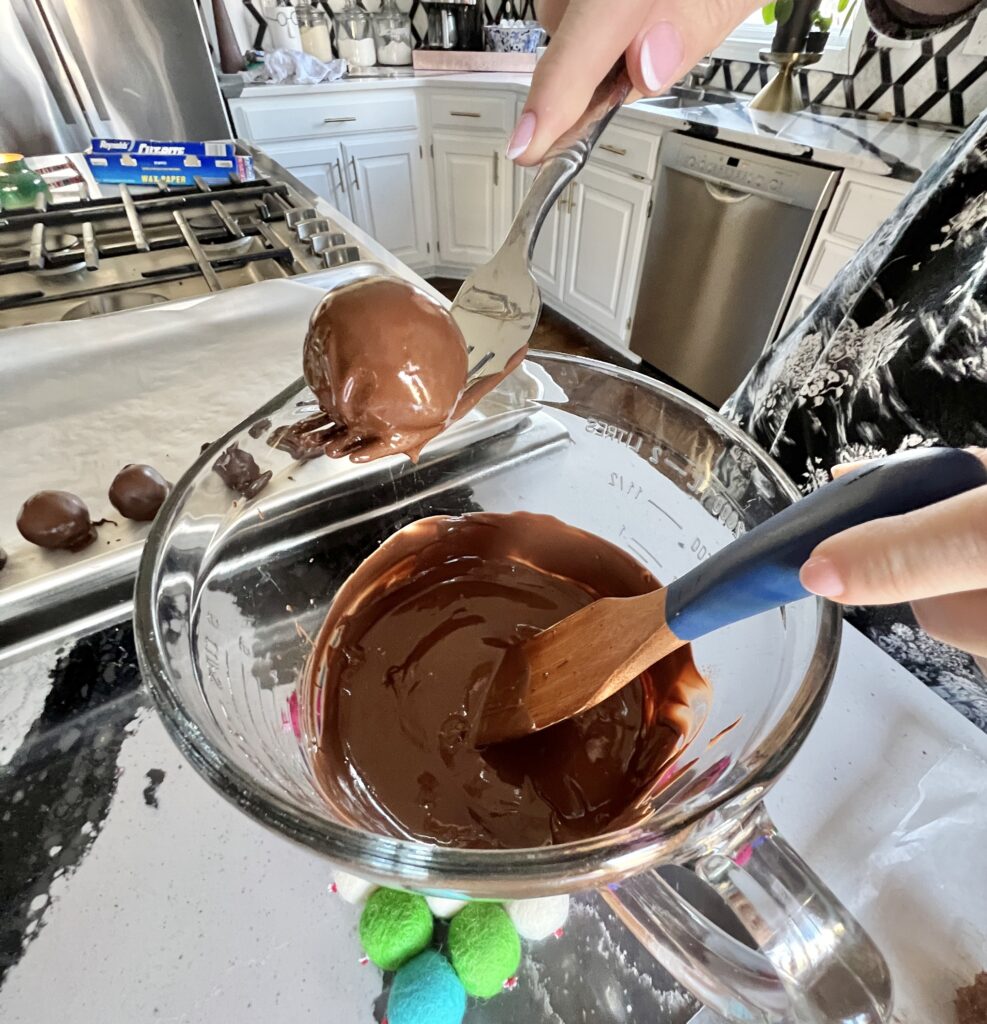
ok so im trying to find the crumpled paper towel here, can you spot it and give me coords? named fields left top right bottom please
left=246, top=48, right=346, bottom=85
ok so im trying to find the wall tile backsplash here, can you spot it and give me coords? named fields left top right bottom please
left=707, top=21, right=987, bottom=127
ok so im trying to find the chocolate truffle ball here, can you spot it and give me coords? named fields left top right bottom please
left=17, top=490, right=97, bottom=551
left=303, top=278, right=468, bottom=462
left=108, top=464, right=171, bottom=521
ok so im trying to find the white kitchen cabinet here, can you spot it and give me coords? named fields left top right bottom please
left=515, top=165, right=569, bottom=302
left=561, top=163, right=652, bottom=344
left=432, top=130, right=511, bottom=266
left=343, top=132, right=431, bottom=269
left=260, top=138, right=352, bottom=220
left=781, top=170, right=910, bottom=332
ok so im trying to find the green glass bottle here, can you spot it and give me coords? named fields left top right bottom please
left=0, top=153, right=51, bottom=211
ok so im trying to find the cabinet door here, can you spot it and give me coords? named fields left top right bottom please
left=563, top=162, right=651, bottom=344
left=432, top=131, right=510, bottom=266
left=261, top=139, right=351, bottom=219
left=343, top=132, right=432, bottom=269
left=516, top=164, right=568, bottom=303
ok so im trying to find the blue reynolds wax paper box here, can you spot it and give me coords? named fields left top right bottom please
left=84, top=139, right=254, bottom=187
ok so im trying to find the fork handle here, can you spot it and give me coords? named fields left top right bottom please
left=505, top=58, right=632, bottom=261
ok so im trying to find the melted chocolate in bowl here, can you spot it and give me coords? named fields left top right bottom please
left=304, top=512, right=709, bottom=849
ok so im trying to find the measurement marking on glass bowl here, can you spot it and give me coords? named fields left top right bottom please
left=647, top=497, right=682, bottom=529
left=609, top=472, right=683, bottom=531
left=617, top=524, right=662, bottom=568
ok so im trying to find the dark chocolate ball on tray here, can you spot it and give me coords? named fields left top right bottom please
left=108, top=463, right=171, bottom=521
left=17, top=490, right=98, bottom=551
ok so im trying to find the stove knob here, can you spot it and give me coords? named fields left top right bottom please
left=324, top=245, right=361, bottom=267
left=769, top=178, right=781, bottom=191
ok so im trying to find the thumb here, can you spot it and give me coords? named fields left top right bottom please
left=798, top=481, right=987, bottom=606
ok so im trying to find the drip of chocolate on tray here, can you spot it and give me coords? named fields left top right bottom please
left=303, top=512, right=709, bottom=850
left=247, top=417, right=272, bottom=439
left=212, top=443, right=272, bottom=499
left=16, top=491, right=98, bottom=552
left=108, top=464, right=171, bottom=521
left=267, top=411, right=338, bottom=461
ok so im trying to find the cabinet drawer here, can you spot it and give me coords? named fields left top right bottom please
left=235, top=90, right=418, bottom=142
left=827, top=176, right=908, bottom=245
left=590, top=121, right=660, bottom=180
left=429, top=91, right=515, bottom=133
left=804, top=237, right=857, bottom=291
left=258, top=137, right=341, bottom=167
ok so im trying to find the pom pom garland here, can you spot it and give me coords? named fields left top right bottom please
left=504, top=894, right=570, bottom=941
left=425, top=895, right=468, bottom=919
left=333, top=869, right=379, bottom=906
left=447, top=902, right=521, bottom=998
left=359, top=889, right=433, bottom=971
left=387, top=950, right=466, bottom=1024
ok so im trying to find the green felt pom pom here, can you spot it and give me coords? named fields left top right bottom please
left=359, top=889, right=434, bottom=971
left=447, top=902, right=521, bottom=998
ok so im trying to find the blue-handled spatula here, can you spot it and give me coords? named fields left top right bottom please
left=474, top=447, right=987, bottom=746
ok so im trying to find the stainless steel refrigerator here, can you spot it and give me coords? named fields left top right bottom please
left=2, top=0, right=231, bottom=157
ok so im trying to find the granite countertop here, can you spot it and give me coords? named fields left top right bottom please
left=3, top=617, right=986, bottom=1023
left=236, top=71, right=959, bottom=180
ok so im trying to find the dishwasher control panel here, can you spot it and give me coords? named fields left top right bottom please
left=666, top=134, right=827, bottom=209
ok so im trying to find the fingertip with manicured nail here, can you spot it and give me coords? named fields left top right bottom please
left=638, top=21, right=684, bottom=94
left=507, top=111, right=537, bottom=160
left=800, top=557, right=845, bottom=598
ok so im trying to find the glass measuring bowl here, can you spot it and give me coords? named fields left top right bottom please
left=136, top=341, right=891, bottom=1023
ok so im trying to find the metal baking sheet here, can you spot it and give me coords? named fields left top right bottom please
left=0, top=260, right=537, bottom=656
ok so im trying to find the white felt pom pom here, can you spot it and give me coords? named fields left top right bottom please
left=425, top=896, right=469, bottom=919
left=333, top=870, right=378, bottom=906
left=504, top=895, right=570, bottom=941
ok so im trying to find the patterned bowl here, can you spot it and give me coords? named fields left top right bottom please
left=484, top=21, right=545, bottom=53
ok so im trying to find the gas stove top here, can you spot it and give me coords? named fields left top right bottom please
left=0, top=154, right=361, bottom=330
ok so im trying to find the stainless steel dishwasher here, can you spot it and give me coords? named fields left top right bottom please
left=629, top=134, right=838, bottom=405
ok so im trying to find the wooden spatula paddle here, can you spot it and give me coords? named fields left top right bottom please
left=474, top=448, right=987, bottom=746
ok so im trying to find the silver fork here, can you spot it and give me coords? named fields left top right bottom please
left=452, top=59, right=632, bottom=386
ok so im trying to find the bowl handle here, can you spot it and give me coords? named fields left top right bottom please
left=602, top=804, right=893, bottom=1023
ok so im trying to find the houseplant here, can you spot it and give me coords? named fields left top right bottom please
left=762, top=0, right=856, bottom=53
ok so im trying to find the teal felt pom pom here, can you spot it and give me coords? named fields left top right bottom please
left=359, top=888, right=433, bottom=971
left=447, top=902, right=521, bottom=998
left=388, top=950, right=467, bottom=1024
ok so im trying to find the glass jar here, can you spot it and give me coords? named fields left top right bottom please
left=295, top=1, right=333, bottom=61
left=371, top=0, right=412, bottom=66
left=334, top=0, right=376, bottom=68
left=0, top=153, right=50, bottom=211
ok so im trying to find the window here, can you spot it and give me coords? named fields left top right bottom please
left=712, top=2, right=867, bottom=76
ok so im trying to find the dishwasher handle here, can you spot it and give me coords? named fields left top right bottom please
left=704, top=179, right=752, bottom=203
